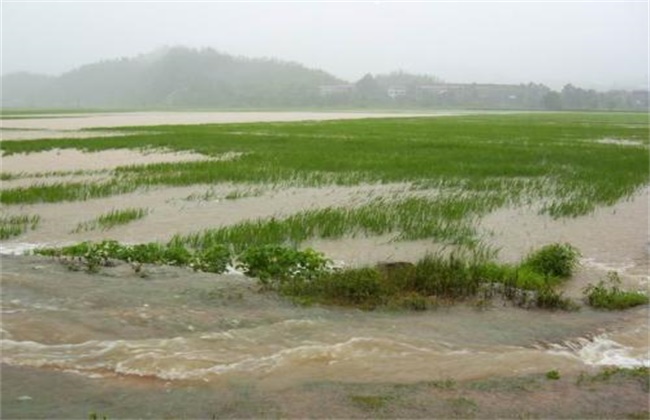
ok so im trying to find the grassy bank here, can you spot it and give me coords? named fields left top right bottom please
left=36, top=240, right=595, bottom=311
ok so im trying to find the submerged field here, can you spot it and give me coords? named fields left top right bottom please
left=1, top=111, right=649, bottom=418
left=2, top=113, right=648, bottom=244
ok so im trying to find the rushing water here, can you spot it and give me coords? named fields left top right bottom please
left=1, top=251, right=648, bottom=417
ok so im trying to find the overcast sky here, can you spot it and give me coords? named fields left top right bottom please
left=2, top=1, right=648, bottom=90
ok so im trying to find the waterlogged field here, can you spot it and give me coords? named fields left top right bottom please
left=1, top=111, right=649, bottom=418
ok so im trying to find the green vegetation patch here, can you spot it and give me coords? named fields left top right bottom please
left=36, top=240, right=230, bottom=274
left=175, top=194, right=503, bottom=254
left=36, top=240, right=579, bottom=311
left=584, top=272, right=649, bottom=310
left=521, top=243, right=580, bottom=279
left=72, top=208, right=150, bottom=232
left=1, top=114, right=647, bottom=220
left=280, top=245, right=578, bottom=311
left=0, top=214, right=40, bottom=240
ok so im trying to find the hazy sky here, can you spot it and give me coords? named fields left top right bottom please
left=2, top=1, right=648, bottom=90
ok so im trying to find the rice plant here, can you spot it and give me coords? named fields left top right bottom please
left=1, top=113, right=647, bottom=220
left=0, top=214, right=40, bottom=239
left=72, top=208, right=149, bottom=232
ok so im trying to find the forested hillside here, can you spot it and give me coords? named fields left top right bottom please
left=2, top=47, right=647, bottom=111
left=1, top=47, right=343, bottom=108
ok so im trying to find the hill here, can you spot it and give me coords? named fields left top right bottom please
left=2, top=47, right=646, bottom=111
left=1, top=47, right=344, bottom=108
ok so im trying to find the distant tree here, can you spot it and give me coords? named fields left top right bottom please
left=355, top=73, right=384, bottom=104
left=543, top=91, right=563, bottom=110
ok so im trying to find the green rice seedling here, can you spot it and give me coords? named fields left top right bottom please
left=0, top=180, right=139, bottom=205
left=96, top=207, right=149, bottom=230
left=0, top=214, right=40, bottom=239
left=2, top=114, right=647, bottom=222
left=584, top=272, right=649, bottom=310
left=224, top=187, right=265, bottom=200
left=173, top=194, right=497, bottom=254
left=72, top=207, right=149, bottom=232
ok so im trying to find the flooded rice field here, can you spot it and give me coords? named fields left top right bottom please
left=1, top=112, right=648, bottom=418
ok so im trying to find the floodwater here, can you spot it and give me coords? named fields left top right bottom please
left=1, top=254, right=648, bottom=418
left=2, top=187, right=648, bottom=418
left=0, top=111, right=455, bottom=140
left=1, top=148, right=225, bottom=174
left=1, top=112, right=649, bottom=418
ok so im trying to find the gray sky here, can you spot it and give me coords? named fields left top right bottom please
left=2, top=1, right=648, bottom=90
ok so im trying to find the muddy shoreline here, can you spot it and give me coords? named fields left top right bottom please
left=3, top=362, right=648, bottom=419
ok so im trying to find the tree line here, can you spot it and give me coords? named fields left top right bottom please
left=2, top=47, right=646, bottom=111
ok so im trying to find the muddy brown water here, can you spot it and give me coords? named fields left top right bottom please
left=1, top=113, right=648, bottom=418
left=0, top=111, right=460, bottom=140
left=1, top=254, right=648, bottom=418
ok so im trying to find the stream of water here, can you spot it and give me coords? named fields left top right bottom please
left=1, top=252, right=648, bottom=417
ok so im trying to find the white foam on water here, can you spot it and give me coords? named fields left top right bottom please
left=0, top=243, right=48, bottom=256
left=0, top=334, right=443, bottom=381
left=548, top=334, right=650, bottom=368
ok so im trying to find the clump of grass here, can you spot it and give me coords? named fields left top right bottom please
left=584, top=272, right=649, bottom=310
left=521, top=243, right=580, bottom=279
left=0, top=214, right=40, bottom=239
left=280, top=244, right=578, bottom=311
left=546, top=370, right=561, bottom=380
left=72, top=207, right=149, bottom=232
